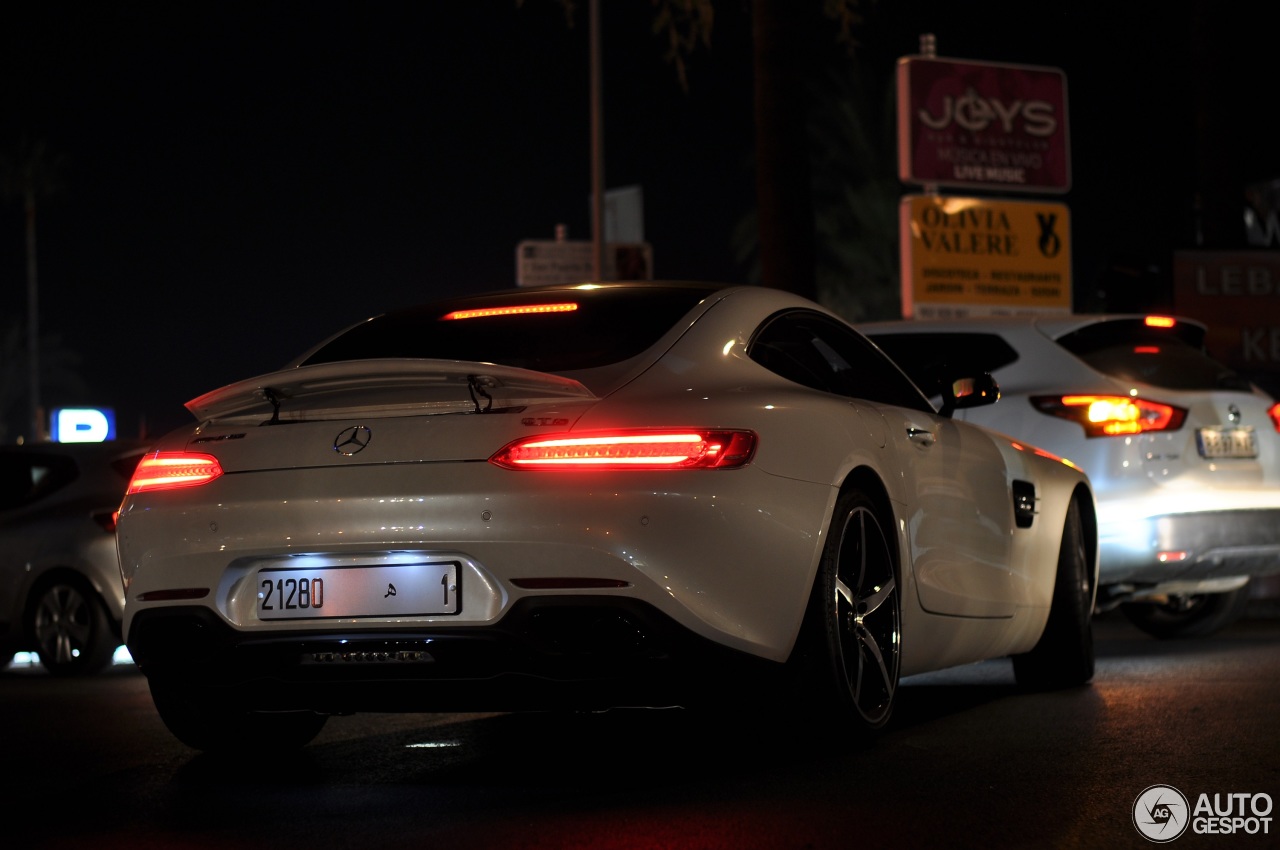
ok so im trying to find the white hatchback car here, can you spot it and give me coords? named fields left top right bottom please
left=861, top=314, right=1280, bottom=638
left=1, top=440, right=150, bottom=674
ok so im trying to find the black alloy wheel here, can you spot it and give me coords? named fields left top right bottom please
left=1120, top=583, right=1250, bottom=639
left=148, top=678, right=329, bottom=754
left=822, top=489, right=901, bottom=729
left=1012, top=497, right=1095, bottom=689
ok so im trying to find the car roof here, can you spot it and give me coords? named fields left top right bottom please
left=859, top=312, right=1208, bottom=341
left=0, top=439, right=151, bottom=457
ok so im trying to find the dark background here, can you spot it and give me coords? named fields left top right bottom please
left=2, top=1, right=1275, bottom=439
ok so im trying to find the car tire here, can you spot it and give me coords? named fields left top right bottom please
left=791, top=488, right=901, bottom=732
left=27, top=575, right=117, bottom=677
left=148, top=678, right=329, bottom=753
left=1012, top=498, right=1095, bottom=690
left=1120, top=583, right=1251, bottom=639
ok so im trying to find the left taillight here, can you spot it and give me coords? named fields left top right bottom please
left=1031, top=395, right=1187, bottom=438
left=126, top=451, right=224, bottom=494
left=489, top=429, right=757, bottom=470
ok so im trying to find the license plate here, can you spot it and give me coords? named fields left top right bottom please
left=1196, top=426, right=1257, bottom=459
left=256, top=562, right=460, bottom=620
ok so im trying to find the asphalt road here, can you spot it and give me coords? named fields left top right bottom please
left=4, top=610, right=1278, bottom=850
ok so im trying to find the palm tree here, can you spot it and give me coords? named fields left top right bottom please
left=0, top=135, right=67, bottom=441
left=0, top=319, right=88, bottom=444
left=525, top=0, right=866, bottom=303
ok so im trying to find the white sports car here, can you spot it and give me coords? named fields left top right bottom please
left=861, top=314, right=1280, bottom=638
left=117, top=283, right=1097, bottom=752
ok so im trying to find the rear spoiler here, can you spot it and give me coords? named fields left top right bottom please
left=185, top=358, right=596, bottom=423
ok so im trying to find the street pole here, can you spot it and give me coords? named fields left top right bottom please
left=589, top=0, right=606, bottom=281
left=25, top=187, right=41, bottom=442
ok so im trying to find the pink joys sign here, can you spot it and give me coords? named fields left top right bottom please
left=897, top=56, right=1070, bottom=193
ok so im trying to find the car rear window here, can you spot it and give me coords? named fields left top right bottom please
left=864, top=332, right=1020, bottom=400
left=0, top=453, right=78, bottom=511
left=1055, top=319, right=1253, bottom=392
left=299, top=285, right=720, bottom=373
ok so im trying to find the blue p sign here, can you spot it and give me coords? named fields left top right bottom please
left=52, top=408, right=116, bottom=443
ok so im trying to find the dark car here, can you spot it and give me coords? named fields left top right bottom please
left=0, top=439, right=150, bottom=675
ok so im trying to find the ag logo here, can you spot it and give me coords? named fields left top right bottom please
left=1134, top=784, right=1190, bottom=842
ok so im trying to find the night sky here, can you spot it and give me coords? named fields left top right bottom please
left=2, top=2, right=1275, bottom=440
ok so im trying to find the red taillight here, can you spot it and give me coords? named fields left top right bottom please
left=126, top=452, right=224, bottom=494
left=1031, top=395, right=1187, bottom=438
left=489, top=430, right=757, bottom=470
left=441, top=303, right=578, bottom=321
left=1269, top=402, right=1280, bottom=433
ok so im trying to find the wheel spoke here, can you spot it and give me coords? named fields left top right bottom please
left=860, top=576, right=896, bottom=618
left=64, top=616, right=92, bottom=645
left=835, top=576, right=855, bottom=608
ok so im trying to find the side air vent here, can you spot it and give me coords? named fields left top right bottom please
left=1012, top=480, right=1037, bottom=529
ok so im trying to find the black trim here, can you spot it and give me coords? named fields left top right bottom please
left=1012, top=480, right=1036, bottom=529
left=126, top=596, right=783, bottom=713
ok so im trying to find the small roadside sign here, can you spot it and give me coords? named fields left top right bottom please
left=516, top=240, right=653, bottom=286
left=1173, top=250, right=1280, bottom=382
left=516, top=240, right=595, bottom=287
left=900, top=195, right=1071, bottom=318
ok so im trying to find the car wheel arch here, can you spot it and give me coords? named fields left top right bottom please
left=22, top=568, right=121, bottom=674
left=784, top=471, right=905, bottom=731
left=26, top=566, right=121, bottom=629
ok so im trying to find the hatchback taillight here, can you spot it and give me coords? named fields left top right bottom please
left=1269, top=402, right=1280, bottom=433
left=489, top=430, right=757, bottom=470
left=1031, top=395, right=1187, bottom=438
left=126, top=452, right=224, bottom=493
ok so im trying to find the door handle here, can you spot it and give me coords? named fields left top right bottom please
left=906, top=426, right=935, bottom=446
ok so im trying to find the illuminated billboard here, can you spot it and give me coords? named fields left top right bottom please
left=51, top=407, right=116, bottom=443
left=900, top=195, right=1072, bottom=318
left=897, top=56, right=1070, bottom=193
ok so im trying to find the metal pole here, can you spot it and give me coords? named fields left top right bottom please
left=589, top=0, right=606, bottom=280
left=24, top=188, right=41, bottom=442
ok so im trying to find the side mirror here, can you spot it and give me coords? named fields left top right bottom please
left=939, top=373, right=1000, bottom=417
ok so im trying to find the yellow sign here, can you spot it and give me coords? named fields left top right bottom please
left=899, top=195, right=1072, bottom=318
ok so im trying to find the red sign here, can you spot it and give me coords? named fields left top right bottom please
left=1173, top=251, right=1280, bottom=379
left=897, top=56, right=1070, bottom=193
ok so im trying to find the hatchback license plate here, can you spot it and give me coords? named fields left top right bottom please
left=1196, top=427, right=1257, bottom=459
left=257, top=562, right=460, bottom=620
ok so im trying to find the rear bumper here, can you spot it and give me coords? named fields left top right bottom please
left=125, top=596, right=785, bottom=713
left=1099, top=508, right=1280, bottom=586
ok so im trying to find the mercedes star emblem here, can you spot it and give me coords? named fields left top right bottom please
left=333, top=425, right=372, bottom=456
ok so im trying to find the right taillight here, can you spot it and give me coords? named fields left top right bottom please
left=489, top=429, right=756, bottom=470
left=126, top=452, right=224, bottom=494
left=1031, top=395, right=1187, bottom=438
left=1268, top=402, right=1280, bottom=433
